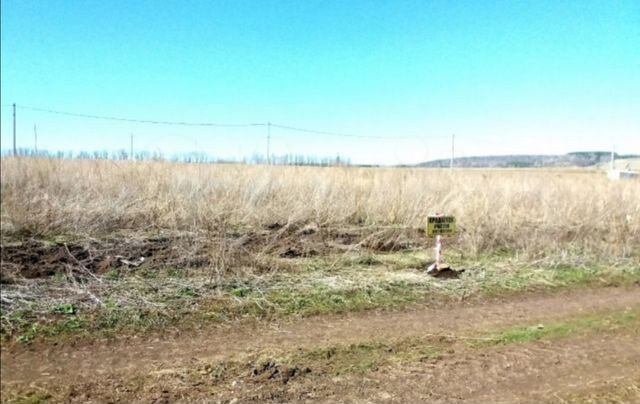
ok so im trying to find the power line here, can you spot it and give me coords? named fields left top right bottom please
left=270, top=123, right=372, bottom=138
left=7, top=103, right=452, bottom=144
left=13, top=104, right=266, bottom=128
left=269, top=122, right=448, bottom=140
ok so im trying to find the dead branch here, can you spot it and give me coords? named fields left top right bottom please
left=64, top=243, right=102, bottom=283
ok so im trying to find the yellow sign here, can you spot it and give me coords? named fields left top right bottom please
left=427, top=215, right=456, bottom=236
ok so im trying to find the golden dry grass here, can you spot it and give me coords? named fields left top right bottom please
left=1, top=157, right=639, bottom=258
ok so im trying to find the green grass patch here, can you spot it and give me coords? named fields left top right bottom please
left=2, top=249, right=639, bottom=344
left=552, top=265, right=600, bottom=285
left=52, top=303, right=77, bottom=315
left=477, top=309, right=639, bottom=347
left=10, top=392, right=52, bottom=404
left=350, top=254, right=383, bottom=266
left=3, top=282, right=422, bottom=343
left=476, top=262, right=639, bottom=299
left=264, top=282, right=421, bottom=317
left=377, top=253, right=431, bottom=271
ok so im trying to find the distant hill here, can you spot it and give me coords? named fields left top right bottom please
left=417, top=152, right=640, bottom=168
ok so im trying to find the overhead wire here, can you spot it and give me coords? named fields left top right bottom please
left=5, top=103, right=452, bottom=140
left=11, top=104, right=265, bottom=128
left=269, top=123, right=448, bottom=140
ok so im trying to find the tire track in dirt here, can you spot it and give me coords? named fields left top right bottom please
left=2, top=286, right=639, bottom=386
left=322, top=332, right=640, bottom=404
left=36, top=319, right=637, bottom=404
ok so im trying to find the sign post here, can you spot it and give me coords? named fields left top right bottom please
left=426, top=214, right=456, bottom=273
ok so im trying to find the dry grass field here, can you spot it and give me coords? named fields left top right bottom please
left=1, top=157, right=639, bottom=403
left=2, top=158, right=638, bottom=254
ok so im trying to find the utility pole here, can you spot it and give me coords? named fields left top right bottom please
left=130, top=133, right=134, bottom=161
left=610, top=148, right=615, bottom=171
left=266, top=122, right=271, bottom=165
left=34, top=125, right=38, bottom=154
left=450, top=133, right=455, bottom=171
left=12, top=103, right=17, bottom=156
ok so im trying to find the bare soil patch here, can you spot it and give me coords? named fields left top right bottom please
left=0, top=238, right=175, bottom=281
left=1, top=226, right=427, bottom=283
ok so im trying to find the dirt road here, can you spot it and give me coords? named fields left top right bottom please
left=297, top=332, right=640, bottom=404
left=2, top=286, right=639, bottom=403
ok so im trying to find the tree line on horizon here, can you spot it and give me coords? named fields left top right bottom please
left=0, top=148, right=352, bottom=166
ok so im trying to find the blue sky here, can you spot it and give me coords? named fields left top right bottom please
left=1, top=0, right=639, bottom=164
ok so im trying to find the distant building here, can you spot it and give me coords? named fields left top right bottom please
left=608, top=169, right=639, bottom=180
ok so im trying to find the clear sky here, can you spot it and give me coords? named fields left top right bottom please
left=1, top=0, right=639, bottom=164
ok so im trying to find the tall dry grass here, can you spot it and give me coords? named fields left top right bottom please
left=1, top=157, right=639, bottom=259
